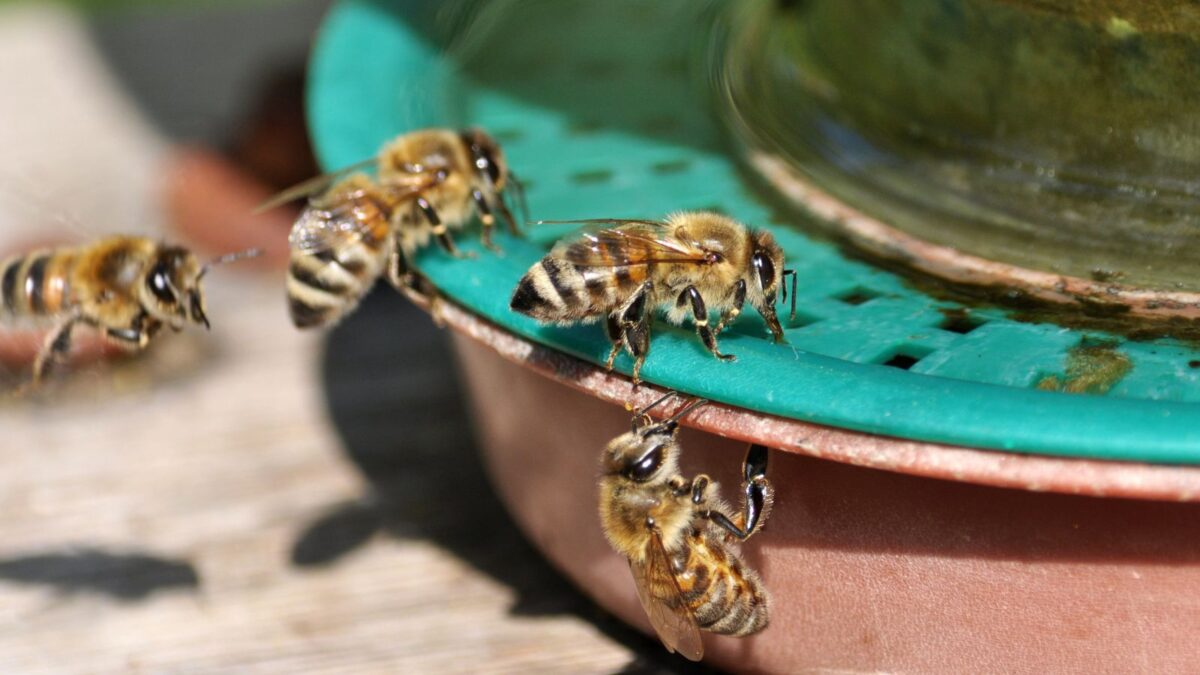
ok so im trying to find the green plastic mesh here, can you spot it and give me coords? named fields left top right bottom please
left=309, top=0, right=1200, bottom=463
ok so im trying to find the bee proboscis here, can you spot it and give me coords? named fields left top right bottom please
left=598, top=392, right=774, bottom=661
left=262, top=127, right=527, bottom=329
left=510, top=211, right=795, bottom=382
left=0, top=236, right=258, bottom=389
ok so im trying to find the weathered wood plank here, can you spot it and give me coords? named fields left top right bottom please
left=0, top=284, right=712, bottom=674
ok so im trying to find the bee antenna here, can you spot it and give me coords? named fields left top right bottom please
left=633, top=390, right=679, bottom=431
left=508, top=171, right=531, bottom=224
left=664, top=397, right=708, bottom=426
left=782, top=268, right=797, bottom=321
left=199, top=248, right=263, bottom=280
left=644, top=396, right=708, bottom=435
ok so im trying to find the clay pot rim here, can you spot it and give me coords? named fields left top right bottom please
left=420, top=293, right=1200, bottom=503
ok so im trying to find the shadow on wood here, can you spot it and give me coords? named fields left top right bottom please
left=0, top=548, right=199, bottom=601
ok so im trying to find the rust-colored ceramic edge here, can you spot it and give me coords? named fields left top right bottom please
left=751, top=152, right=1200, bottom=318
left=420, top=292, right=1200, bottom=502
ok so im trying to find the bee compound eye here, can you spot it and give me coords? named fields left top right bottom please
left=147, top=264, right=176, bottom=304
left=752, top=251, right=776, bottom=292
left=627, top=444, right=665, bottom=481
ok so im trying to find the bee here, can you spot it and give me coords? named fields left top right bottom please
left=510, top=211, right=796, bottom=383
left=0, top=236, right=258, bottom=388
left=599, top=392, right=774, bottom=661
left=261, top=127, right=526, bottom=328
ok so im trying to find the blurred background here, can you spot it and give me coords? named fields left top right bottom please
left=0, top=2, right=708, bottom=672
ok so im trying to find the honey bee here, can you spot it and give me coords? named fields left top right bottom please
left=0, top=236, right=258, bottom=388
left=262, top=127, right=526, bottom=328
left=599, top=392, right=774, bottom=661
left=510, top=211, right=795, bottom=383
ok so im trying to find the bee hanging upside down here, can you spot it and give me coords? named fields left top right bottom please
left=599, top=392, right=775, bottom=661
left=0, top=237, right=259, bottom=389
left=510, top=211, right=795, bottom=383
left=260, top=127, right=528, bottom=329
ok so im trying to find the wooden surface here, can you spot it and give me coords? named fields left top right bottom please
left=0, top=283, right=717, bottom=674
left=0, top=8, right=717, bottom=672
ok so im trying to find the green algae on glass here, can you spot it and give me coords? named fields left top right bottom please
left=721, top=0, right=1200, bottom=293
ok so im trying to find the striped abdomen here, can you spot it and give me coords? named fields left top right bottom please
left=673, top=530, right=769, bottom=637
left=286, top=204, right=390, bottom=329
left=509, top=256, right=648, bottom=323
left=0, top=250, right=75, bottom=321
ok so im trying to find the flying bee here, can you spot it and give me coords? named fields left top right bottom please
left=510, top=211, right=796, bottom=383
left=599, top=392, right=774, bottom=661
left=260, top=127, right=528, bottom=328
left=0, top=236, right=258, bottom=388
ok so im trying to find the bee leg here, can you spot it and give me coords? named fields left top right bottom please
left=626, top=317, right=651, bottom=384
left=385, top=237, right=412, bottom=288
left=29, top=316, right=79, bottom=388
left=704, top=445, right=774, bottom=541
left=494, top=190, right=521, bottom=236
left=681, top=285, right=735, bottom=362
left=471, top=189, right=503, bottom=254
left=415, top=280, right=447, bottom=328
left=105, top=313, right=158, bottom=350
left=689, top=474, right=711, bottom=504
left=759, top=289, right=787, bottom=343
left=741, top=444, right=774, bottom=535
left=106, top=328, right=142, bottom=347
left=387, top=251, right=444, bottom=325
left=417, top=196, right=475, bottom=260
left=608, top=282, right=650, bottom=379
left=618, top=284, right=652, bottom=384
left=604, top=314, right=622, bottom=371
left=668, top=475, right=689, bottom=496
left=713, top=279, right=747, bottom=336
left=387, top=240, right=427, bottom=299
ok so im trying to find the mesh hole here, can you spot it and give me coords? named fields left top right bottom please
left=570, top=169, right=615, bottom=185
left=882, top=354, right=921, bottom=370
left=650, top=159, right=692, bottom=174
left=836, top=287, right=881, bottom=306
left=939, top=311, right=986, bottom=335
left=879, top=345, right=934, bottom=370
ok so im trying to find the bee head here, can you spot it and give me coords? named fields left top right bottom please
left=602, top=426, right=681, bottom=486
left=142, top=246, right=206, bottom=329
left=141, top=247, right=259, bottom=331
left=601, top=395, right=706, bottom=485
left=748, top=230, right=791, bottom=341
left=460, top=127, right=508, bottom=190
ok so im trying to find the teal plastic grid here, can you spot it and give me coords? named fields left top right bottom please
left=309, top=0, right=1200, bottom=463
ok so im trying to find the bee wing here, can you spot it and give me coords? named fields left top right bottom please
left=629, top=530, right=704, bottom=662
left=288, top=201, right=385, bottom=257
left=254, top=158, right=379, bottom=214
left=537, top=217, right=667, bottom=228
left=562, top=225, right=711, bottom=267
left=287, top=175, right=445, bottom=257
